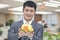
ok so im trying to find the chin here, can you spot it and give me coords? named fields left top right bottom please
left=27, top=18, right=31, bottom=21
left=27, top=18, right=32, bottom=21
left=26, top=16, right=31, bottom=19
left=25, top=16, right=32, bottom=21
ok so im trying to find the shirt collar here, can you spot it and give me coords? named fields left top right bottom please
left=23, top=18, right=33, bottom=25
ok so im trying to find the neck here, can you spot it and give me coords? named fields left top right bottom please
left=24, top=18, right=31, bottom=23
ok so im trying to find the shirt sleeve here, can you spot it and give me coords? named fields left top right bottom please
left=8, top=23, right=19, bottom=40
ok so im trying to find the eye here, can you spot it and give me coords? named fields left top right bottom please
left=25, top=9, right=29, bottom=12
left=30, top=10, right=34, bottom=12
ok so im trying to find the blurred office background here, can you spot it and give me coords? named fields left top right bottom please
left=0, top=0, right=60, bottom=40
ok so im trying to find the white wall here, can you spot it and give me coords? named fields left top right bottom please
left=57, top=13, right=60, bottom=27
left=13, top=14, right=23, bottom=22
left=0, top=13, right=6, bottom=26
left=42, top=13, right=58, bottom=27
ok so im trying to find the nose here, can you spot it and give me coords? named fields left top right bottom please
left=28, top=11, right=31, bottom=14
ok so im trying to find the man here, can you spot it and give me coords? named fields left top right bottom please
left=8, top=1, right=44, bottom=40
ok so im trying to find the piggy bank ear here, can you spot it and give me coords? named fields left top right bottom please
left=27, top=25, right=34, bottom=32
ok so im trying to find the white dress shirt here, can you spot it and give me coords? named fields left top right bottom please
left=23, top=18, right=33, bottom=25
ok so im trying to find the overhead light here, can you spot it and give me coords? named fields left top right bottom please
left=37, top=3, right=42, bottom=5
left=55, top=9, right=60, bottom=12
left=49, top=0, right=60, bottom=4
left=12, top=12, right=23, bottom=14
left=0, top=4, right=10, bottom=9
left=8, top=6, right=23, bottom=11
left=43, top=2, right=59, bottom=7
left=36, top=11, right=52, bottom=14
left=12, top=11, right=52, bottom=14
left=11, top=11, right=52, bottom=14
left=14, top=0, right=26, bottom=2
left=49, top=0, right=60, bottom=6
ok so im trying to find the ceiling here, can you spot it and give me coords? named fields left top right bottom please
left=0, top=0, right=60, bottom=14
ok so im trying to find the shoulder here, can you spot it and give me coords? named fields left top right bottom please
left=11, top=20, right=23, bottom=27
left=35, top=22, right=44, bottom=30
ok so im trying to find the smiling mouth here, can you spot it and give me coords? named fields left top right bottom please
left=26, top=15, right=32, bottom=17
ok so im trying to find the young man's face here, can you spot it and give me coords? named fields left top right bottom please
left=23, top=6, right=35, bottom=21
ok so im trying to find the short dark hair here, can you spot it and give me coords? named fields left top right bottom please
left=23, top=1, right=37, bottom=10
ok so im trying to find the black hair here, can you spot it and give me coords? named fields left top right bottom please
left=23, top=1, right=37, bottom=10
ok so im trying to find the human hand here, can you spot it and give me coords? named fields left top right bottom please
left=18, top=30, right=34, bottom=38
left=18, top=31, right=26, bottom=38
left=25, top=32, right=34, bottom=38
